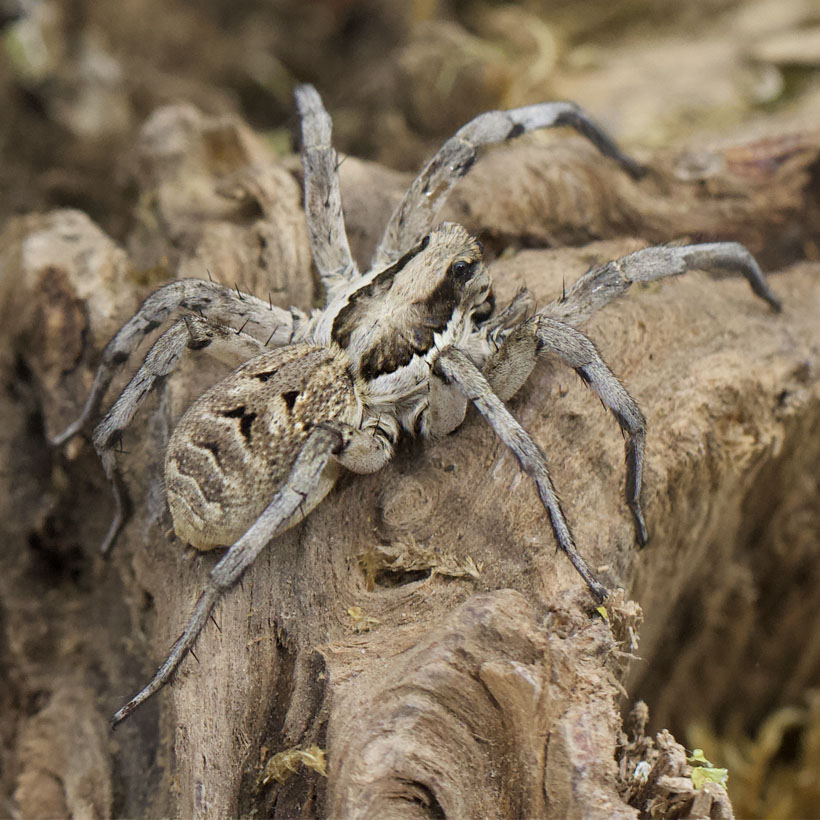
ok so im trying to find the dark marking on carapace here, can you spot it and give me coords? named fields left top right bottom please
left=331, top=235, right=431, bottom=349
left=358, top=308, right=452, bottom=381
left=357, top=249, right=483, bottom=381
left=359, top=343, right=415, bottom=382
left=282, top=391, right=299, bottom=411
left=422, top=271, right=460, bottom=331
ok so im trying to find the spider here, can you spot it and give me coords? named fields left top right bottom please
left=54, top=85, right=781, bottom=727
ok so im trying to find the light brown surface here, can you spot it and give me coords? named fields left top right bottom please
left=1, top=102, right=819, bottom=817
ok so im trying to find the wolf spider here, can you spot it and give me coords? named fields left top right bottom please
left=55, top=85, right=780, bottom=726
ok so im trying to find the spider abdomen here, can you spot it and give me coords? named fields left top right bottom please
left=165, top=344, right=361, bottom=550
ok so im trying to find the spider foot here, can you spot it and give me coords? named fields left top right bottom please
left=630, top=502, right=649, bottom=549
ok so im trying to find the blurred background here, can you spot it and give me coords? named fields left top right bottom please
left=1, top=1, right=819, bottom=817
left=2, top=0, right=820, bottom=238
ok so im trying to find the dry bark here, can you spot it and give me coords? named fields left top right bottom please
left=1, top=107, right=820, bottom=819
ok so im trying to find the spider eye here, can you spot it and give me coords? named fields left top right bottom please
left=449, top=259, right=475, bottom=281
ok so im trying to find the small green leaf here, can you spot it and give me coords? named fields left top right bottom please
left=688, top=748, right=711, bottom=766
left=595, top=605, right=609, bottom=621
left=691, top=765, right=728, bottom=789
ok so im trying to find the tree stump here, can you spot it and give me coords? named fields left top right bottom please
left=1, top=105, right=819, bottom=819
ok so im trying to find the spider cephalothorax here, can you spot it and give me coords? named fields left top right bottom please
left=55, top=85, right=780, bottom=727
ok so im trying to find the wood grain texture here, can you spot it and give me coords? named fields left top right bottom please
left=1, top=112, right=819, bottom=819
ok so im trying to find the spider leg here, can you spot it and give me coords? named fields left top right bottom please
left=329, top=419, right=396, bottom=474
left=483, top=317, right=647, bottom=546
left=92, top=315, right=273, bottom=554
left=374, top=102, right=644, bottom=268
left=111, top=424, right=345, bottom=728
left=295, top=85, right=359, bottom=299
left=546, top=242, right=782, bottom=327
left=435, top=346, right=607, bottom=602
left=482, top=288, right=536, bottom=340
left=52, top=278, right=299, bottom=446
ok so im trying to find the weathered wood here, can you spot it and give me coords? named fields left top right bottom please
left=1, top=110, right=819, bottom=819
